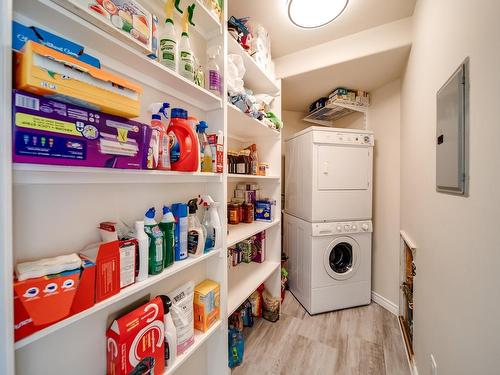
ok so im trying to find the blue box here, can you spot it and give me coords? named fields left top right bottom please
left=12, top=21, right=100, bottom=68
left=254, top=200, right=275, bottom=222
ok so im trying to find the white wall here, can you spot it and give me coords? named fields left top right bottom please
left=368, top=80, right=401, bottom=307
left=401, top=1, right=500, bottom=374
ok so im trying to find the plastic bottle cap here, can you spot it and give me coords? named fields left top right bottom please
left=159, top=295, right=172, bottom=313
left=162, top=205, right=176, bottom=222
left=171, top=203, right=188, bottom=218
left=152, top=114, right=162, bottom=120
left=171, top=108, right=183, bottom=119
left=146, top=207, right=156, bottom=218
left=196, top=121, right=208, bottom=133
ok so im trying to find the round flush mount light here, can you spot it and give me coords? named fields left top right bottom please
left=287, top=0, right=349, bottom=29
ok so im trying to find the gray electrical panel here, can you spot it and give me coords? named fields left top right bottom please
left=436, top=58, right=469, bottom=196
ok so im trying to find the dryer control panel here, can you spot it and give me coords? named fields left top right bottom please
left=312, top=220, right=373, bottom=236
left=313, top=131, right=374, bottom=146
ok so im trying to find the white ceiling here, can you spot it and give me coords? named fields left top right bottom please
left=228, top=0, right=416, bottom=58
left=281, top=46, right=411, bottom=112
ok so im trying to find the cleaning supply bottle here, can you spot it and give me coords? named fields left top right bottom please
left=134, top=221, right=149, bottom=282
left=196, top=121, right=213, bottom=173
left=144, top=208, right=164, bottom=275
left=159, top=295, right=177, bottom=369
left=159, top=205, right=175, bottom=269
left=206, top=45, right=221, bottom=95
left=187, top=198, right=205, bottom=257
left=199, top=195, right=221, bottom=252
left=159, top=0, right=181, bottom=71
left=168, top=108, right=200, bottom=171
left=171, top=203, right=188, bottom=261
left=149, top=102, right=171, bottom=170
left=178, top=4, right=196, bottom=81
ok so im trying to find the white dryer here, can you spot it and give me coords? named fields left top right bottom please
left=285, top=127, right=374, bottom=222
left=284, top=213, right=372, bottom=315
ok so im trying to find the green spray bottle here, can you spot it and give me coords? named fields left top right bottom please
left=144, top=207, right=164, bottom=275
left=159, top=205, right=176, bottom=269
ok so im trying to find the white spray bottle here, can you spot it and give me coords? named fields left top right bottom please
left=159, top=295, right=177, bottom=368
left=134, top=221, right=149, bottom=282
left=199, top=195, right=221, bottom=252
left=159, top=0, right=181, bottom=71
left=178, top=3, right=196, bottom=81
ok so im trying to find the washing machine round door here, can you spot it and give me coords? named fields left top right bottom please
left=324, top=237, right=360, bottom=280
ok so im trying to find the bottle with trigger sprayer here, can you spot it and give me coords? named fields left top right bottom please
left=159, top=0, right=181, bottom=71
left=179, top=3, right=196, bottom=81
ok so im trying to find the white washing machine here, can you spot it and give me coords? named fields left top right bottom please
left=285, top=127, right=374, bottom=222
left=284, top=213, right=372, bottom=315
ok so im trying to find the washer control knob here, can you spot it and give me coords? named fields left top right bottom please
left=352, top=224, right=357, bottom=231
left=336, top=225, right=342, bottom=232
left=362, top=223, right=369, bottom=231
left=344, top=224, right=350, bottom=231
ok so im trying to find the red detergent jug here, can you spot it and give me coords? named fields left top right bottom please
left=168, top=108, right=200, bottom=172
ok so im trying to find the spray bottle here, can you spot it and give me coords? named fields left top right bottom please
left=172, top=203, right=188, bottom=260
left=206, top=45, right=221, bottom=95
left=187, top=198, right=205, bottom=257
left=159, top=295, right=177, bottom=368
left=159, top=0, right=181, bottom=71
left=178, top=3, right=196, bottom=81
left=149, top=102, right=171, bottom=170
left=199, top=195, right=222, bottom=252
left=134, top=221, right=149, bottom=282
left=159, top=205, right=175, bottom=269
left=196, top=121, right=213, bottom=173
left=144, top=208, right=164, bottom=275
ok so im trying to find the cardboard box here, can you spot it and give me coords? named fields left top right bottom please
left=12, top=90, right=151, bottom=169
left=16, top=41, right=142, bottom=118
left=52, top=0, right=156, bottom=56
left=194, top=279, right=220, bottom=332
left=106, top=297, right=165, bottom=375
left=119, top=239, right=137, bottom=289
left=12, top=21, right=100, bottom=68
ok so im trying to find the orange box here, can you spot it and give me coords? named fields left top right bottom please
left=16, top=41, right=142, bottom=118
left=193, top=279, right=220, bottom=332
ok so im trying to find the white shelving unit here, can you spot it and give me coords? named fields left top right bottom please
left=303, top=98, right=369, bottom=127
left=1, top=1, right=282, bottom=374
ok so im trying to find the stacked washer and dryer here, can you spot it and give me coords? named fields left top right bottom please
left=284, top=126, right=374, bottom=315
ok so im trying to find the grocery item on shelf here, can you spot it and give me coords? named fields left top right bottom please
left=179, top=4, right=196, bottom=82
left=203, top=0, right=223, bottom=21
left=253, top=232, right=266, bottom=263
left=159, top=206, right=176, bottom=269
left=15, top=253, right=82, bottom=282
left=52, top=0, right=158, bottom=57
left=12, top=21, right=100, bottom=68
left=258, top=162, right=270, bottom=176
left=207, top=131, right=224, bottom=173
left=159, top=295, right=178, bottom=369
left=159, top=0, right=180, bottom=71
left=228, top=231, right=266, bottom=267
left=168, top=108, right=200, bottom=172
left=309, top=96, right=329, bottom=113
left=199, top=195, right=222, bottom=252
left=194, top=56, right=205, bottom=88
left=16, top=41, right=142, bottom=118
left=187, top=198, right=206, bottom=257
left=144, top=207, right=164, bottom=275
left=255, top=199, right=275, bottom=222
left=167, top=281, right=195, bottom=355
left=228, top=202, right=240, bottom=225
left=328, top=87, right=370, bottom=106
left=117, top=239, right=137, bottom=288
left=134, top=221, right=149, bottom=282
left=206, top=45, right=222, bottom=95
left=228, top=327, right=244, bottom=368
left=193, top=279, right=220, bottom=332
left=262, top=289, right=280, bottom=322
left=12, top=90, right=151, bottom=170
left=148, top=102, right=171, bottom=170
left=196, top=121, right=213, bottom=173
left=172, top=202, right=189, bottom=261
left=106, top=297, right=165, bottom=375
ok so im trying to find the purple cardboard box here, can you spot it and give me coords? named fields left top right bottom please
left=12, top=90, right=151, bottom=169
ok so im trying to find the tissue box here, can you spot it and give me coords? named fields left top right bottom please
left=52, top=0, right=156, bottom=56
left=12, top=21, right=100, bottom=68
left=16, top=41, right=142, bottom=118
left=106, top=297, right=165, bottom=375
left=194, top=279, right=220, bottom=332
left=12, top=90, right=151, bottom=169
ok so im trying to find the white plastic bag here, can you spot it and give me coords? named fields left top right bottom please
left=167, top=281, right=195, bottom=355
left=227, top=54, right=245, bottom=95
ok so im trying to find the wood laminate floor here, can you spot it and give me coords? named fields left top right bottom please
left=232, top=291, right=410, bottom=375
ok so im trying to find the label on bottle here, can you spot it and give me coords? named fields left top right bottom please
left=180, top=51, right=194, bottom=79
left=237, top=163, right=246, bottom=174
left=159, top=38, right=176, bottom=70
left=187, top=230, right=199, bottom=254
left=159, top=133, right=170, bottom=169
left=208, top=70, right=221, bottom=92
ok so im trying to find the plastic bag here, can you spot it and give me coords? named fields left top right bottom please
left=262, top=289, right=280, bottom=322
left=227, top=54, right=245, bottom=95
left=167, top=281, right=195, bottom=355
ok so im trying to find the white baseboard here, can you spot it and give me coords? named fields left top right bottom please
left=371, top=291, right=399, bottom=315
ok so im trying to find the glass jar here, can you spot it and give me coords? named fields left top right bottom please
left=243, top=202, right=254, bottom=223
left=228, top=203, right=240, bottom=225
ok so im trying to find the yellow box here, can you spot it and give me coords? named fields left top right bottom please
left=194, top=279, right=220, bottom=332
left=16, top=41, right=142, bottom=118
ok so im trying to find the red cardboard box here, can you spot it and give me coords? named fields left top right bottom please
left=106, top=297, right=165, bottom=375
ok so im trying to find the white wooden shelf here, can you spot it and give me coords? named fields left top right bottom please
left=227, top=174, right=280, bottom=181
left=165, top=320, right=222, bottom=375
left=14, top=249, right=221, bottom=350
left=227, top=104, right=280, bottom=141
left=303, top=99, right=368, bottom=126
left=227, top=220, right=280, bottom=247
left=14, top=0, right=222, bottom=111
left=227, top=36, right=280, bottom=95
left=13, top=164, right=222, bottom=185
left=227, top=261, right=280, bottom=316
left=193, top=0, right=222, bottom=39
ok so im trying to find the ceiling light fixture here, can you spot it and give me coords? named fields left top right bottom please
left=287, top=0, right=348, bottom=29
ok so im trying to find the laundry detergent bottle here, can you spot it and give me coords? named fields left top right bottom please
left=144, top=207, right=164, bottom=275
left=159, top=205, right=175, bottom=269
left=168, top=108, right=199, bottom=171
left=187, top=198, right=205, bottom=257
left=172, top=203, right=188, bottom=260
left=200, top=195, right=221, bottom=252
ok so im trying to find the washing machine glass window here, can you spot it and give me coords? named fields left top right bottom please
left=329, top=242, right=353, bottom=274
